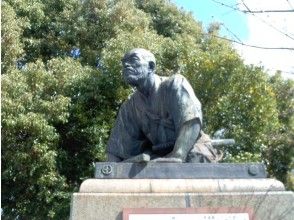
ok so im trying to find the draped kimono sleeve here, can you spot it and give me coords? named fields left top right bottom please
left=106, top=97, right=145, bottom=159
left=166, top=74, right=203, bottom=136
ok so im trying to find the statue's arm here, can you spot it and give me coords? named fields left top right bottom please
left=107, top=97, right=144, bottom=161
left=153, top=75, right=202, bottom=162
left=166, top=118, right=201, bottom=161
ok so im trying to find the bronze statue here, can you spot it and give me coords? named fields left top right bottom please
left=107, top=48, right=222, bottom=163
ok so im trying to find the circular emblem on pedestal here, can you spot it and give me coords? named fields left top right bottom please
left=101, top=165, right=112, bottom=175
left=248, top=165, right=258, bottom=176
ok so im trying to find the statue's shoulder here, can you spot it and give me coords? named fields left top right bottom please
left=122, top=90, right=144, bottom=110
left=117, top=90, right=138, bottom=111
left=170, top=73, right=188, bottom=82
left=123, top=89, right=140, bottom=101
left=161, top=74, right=190, bottom=90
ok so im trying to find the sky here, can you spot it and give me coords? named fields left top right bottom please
left=172, top=0, right=294, bottom=79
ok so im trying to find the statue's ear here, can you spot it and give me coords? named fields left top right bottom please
left=149, top=61, right=155, bottom=71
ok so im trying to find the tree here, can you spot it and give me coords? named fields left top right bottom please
left=207, top=66, right=279, bottom=162
left=4, top=0, right=80, bottom=64
left=2, top=61, right=70, bottom=218
left=1, top=2, right=25, bottom=72
left=267, top=73, right=294, bottom=188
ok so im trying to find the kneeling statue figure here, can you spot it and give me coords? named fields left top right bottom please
left=107, top=48, right=222, bottom=163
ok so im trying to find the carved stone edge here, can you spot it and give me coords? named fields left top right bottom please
left=79, top=178, right=285, bottom=193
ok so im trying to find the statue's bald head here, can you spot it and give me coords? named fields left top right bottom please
left=122, top=48, right=156, bottom=69
left=121, top=48, right=156, bottom=87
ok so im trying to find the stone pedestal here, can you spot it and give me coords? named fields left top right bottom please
left=70, top=178, right=294, bottom=220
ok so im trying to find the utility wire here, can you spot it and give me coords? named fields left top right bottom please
left=221, top=3, right=241, bottom=16
left=240, top=0, right=251, bottom=12
left=205, top=0, right=294, bottom=75
left=242, top=0, right=294, bottom=13
left=240, top=0, right=294, bottom=40
left=209, top=33, right=294, bottom=75
left=244, top=9, right=294, bottom=13
left=285, top=0, right=294, bottom=10
left=210, top=0, right=240, bottom=11
left=207, top=33, right=294, bottom=50
left=211, top=0, right=294, bottom=13
left=212, top=22, right=294, bottom=50
left=219, top=23, right=243, bottom=43
left=210, top=0, right=294, bottom=41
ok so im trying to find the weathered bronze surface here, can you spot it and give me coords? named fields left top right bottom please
left=95, top=162, right=267, bottom=179
left=107, top=48, right=225, bottom=163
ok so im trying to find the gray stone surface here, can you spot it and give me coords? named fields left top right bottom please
left=95, top=162, right=267, bottom=179
left=70, top=191, right=294, bottom=220
left=79, top=179, right=285, bottom=193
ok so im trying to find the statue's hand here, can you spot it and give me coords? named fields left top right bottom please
left=122, top=153, right=150, bottom=163
left=151, top=157, right=182, bottom=163
left=164, top=150, right=186, bottom=162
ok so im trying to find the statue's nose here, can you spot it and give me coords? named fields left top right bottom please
left=123, top=62, right=131, bottom=68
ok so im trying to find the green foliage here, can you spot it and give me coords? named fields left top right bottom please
left=2, top=0, right=293, bottom=218
left=4, top=0, right=79, bottom=63
left=2, top=57, right=115, bottom=218
left=2, top=63, right=70, bottom=218
left=1, top=2, right=26, bottom=72
left=208, top=66, right=279, bottom=160
left=266, top=73, right=294, bottom=188
left=135, top=0, right=202, bottom=39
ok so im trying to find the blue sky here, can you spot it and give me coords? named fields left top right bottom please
left=172, top=0, right=294, bottom=79
left=172, top=0, right=249, bottom=40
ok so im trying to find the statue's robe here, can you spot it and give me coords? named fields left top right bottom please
left=107, top=74, right=220, bottom=162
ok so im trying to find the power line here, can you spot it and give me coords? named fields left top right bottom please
left=219, top=23, right=243, bottom=43
left=244, top=9, right=294, bottom=13
left=212, top=22, right=294, bottom=50
left=285, top=0, right=294, bottom=10
left=240, top=0, right=294, bottom=40
left=221, top=3, right=242, bottom=16
left=207, top=33, right=294, bottom=50
left=204, top=20, right=294, bottom=50
left=208, top=34, right=294, bottom=75
left=204, top=0, right=294, bottom=75
left=210, top=0, right=241, bottom=11
left=210, top=0, right=294, bottom=41
left=211, top=0, right=294, bottom=13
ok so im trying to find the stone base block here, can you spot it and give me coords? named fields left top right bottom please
left=70, top=179, right=294, bottom=220
left=79, top=178, right=285, bottom=193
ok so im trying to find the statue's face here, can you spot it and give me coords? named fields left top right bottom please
left=121, top=50, right=151, bottom=86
